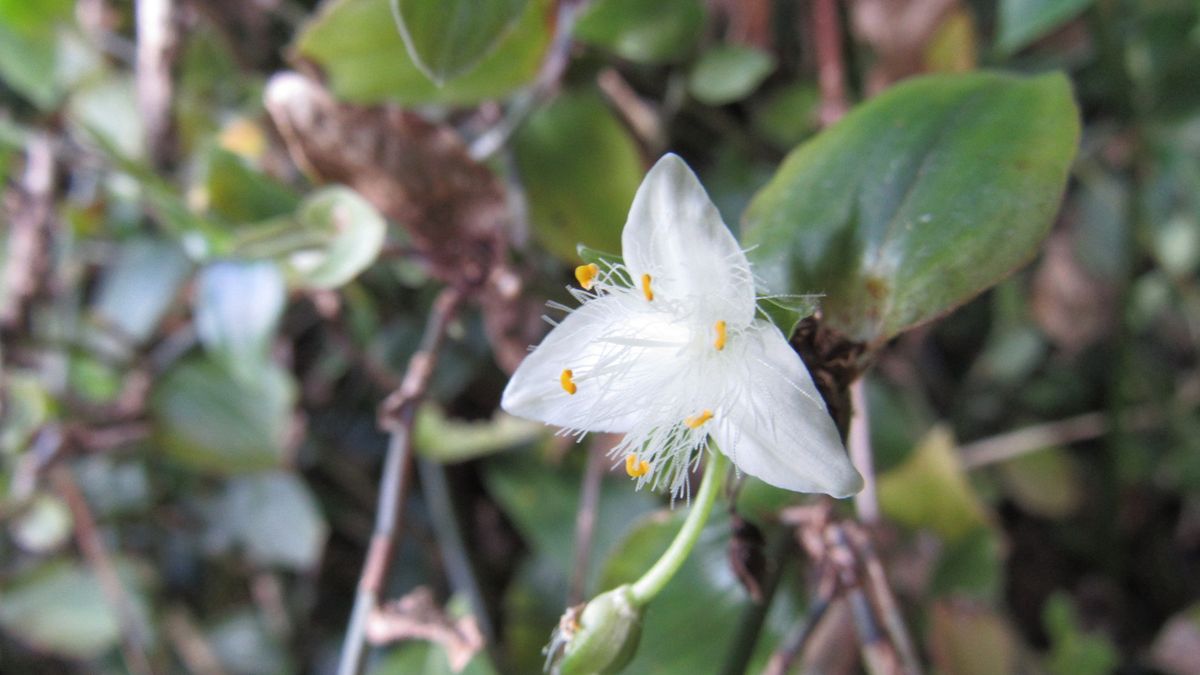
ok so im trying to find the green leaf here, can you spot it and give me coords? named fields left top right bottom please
left=295, top=0, right=550, bottom=105
left=515, top=90, right=642, bottom=261
left=1043, top=593, right=1119, bottom=675
left=0, top=560, right=149, bottom=660
left=997, top=447, right=1084, bottom=518
left=0, top=0, right=75, bottom=109
left=996, top=0, right=1095, bottom=55
left=928, top=602, right=1024, bottom=675
left=282, top=186, right=388, bottom=290
left=372, top=640, right=498, bottom=675
left=204, top=472, right=328, bottom=570
left=414, top=405, right=546, bottom=463
left=574, top=0, right=705, bottom=64
left=751, top=83, right=820, bottom=151
left=204, top=147, right=299, bottom=224
left=86, top=238, right=192, bottom=359
left=194, top=260, right=286, bottom=378
left=877, top=425, right=990, bottom=543
left=392, top=0, right=527, bottom=84
left=484, top=450, right=657, bottom=593
left=8, top=493, right=72, bottom=554
left=742, top=72, right=1080, bottom=345
left=687, top=45, right=776, bottom=106
left=150, top=358, right=296, bottom=474
left=756, top=294, right=820, bottom=337
left=0, top=371, right=52, bottom=454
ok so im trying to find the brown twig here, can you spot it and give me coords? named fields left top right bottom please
left=811, top=0, right=849, bottom=126
left=164, top=607, right=229, bottom=675
left=467, top=0, right=588, bottom=160
left=1, top=133, right=55, bottom=328
left=763, top=571, right=836, bottom=675
left=51, top=462, right=155, bottom=675
left=337, top=287, right=465, bottom=675
left=135, top=0, right=180, bottom=167
left=846, top=524, right=921, bottom=675
left=568, top=439, right=609, bottom=606
left=848, top=378, right=880, bottom=523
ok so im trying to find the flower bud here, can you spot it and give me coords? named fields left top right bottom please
left=546, top=585, right=643, bottom=675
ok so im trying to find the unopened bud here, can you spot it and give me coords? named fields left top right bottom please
left=546, top=585, right=643, bottom=675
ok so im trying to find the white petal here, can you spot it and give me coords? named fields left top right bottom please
left=621, top=154, right=756, bottom=326
left=711, top=321, right=862, bottom=497
left=501, top=295, right=690, bottom=433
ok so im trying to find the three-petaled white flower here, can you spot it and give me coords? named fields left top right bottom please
left=502, top=154, right=862, bottom=498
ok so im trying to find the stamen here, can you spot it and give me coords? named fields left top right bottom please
left=574, top=263, right=599, bottom=290
left=714, top=320, right=727, bottom=351
left=685, top=410, right=714, bottom=429
left=625, top=454, right=650, bottom=477
left=641, top=274, right=654, bottom=301
left=560, top=369, right=577, bottom=395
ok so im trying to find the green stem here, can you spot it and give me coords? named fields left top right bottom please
left=629, top=451, right=728, bottom=605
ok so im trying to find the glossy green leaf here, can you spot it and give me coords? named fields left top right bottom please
left=283, top=186, right=387, bottom=289
left=0, top=560, right=149, bottom=660
left=392, top=0, right=527, bottom=84
left=514, top=90, right=642, bottom=261
left=742, top=72, right=1079, bottom=345
left=414, top=405, right=546, bottom=463
left=204, top=472, right=328, bottom=569
left=996, top=0, right=1095, bottom=55
left=0, top=0, right=74, bottom=109
left=687, top=45, right=776, bottom=106
left=295, top=0, right=550, bottom=105
left=194, top=260, right=286, bottom=378
left=150, top=358, right=296, bottom=474
left=574, top=0, right=705, bottom=64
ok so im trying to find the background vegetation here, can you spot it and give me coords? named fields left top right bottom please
left=1, top=0, right=1198, bottom=673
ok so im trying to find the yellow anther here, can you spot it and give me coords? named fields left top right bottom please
left=641, top=274, right=654, bottom=301
left=685, top=410, right=714, bottom=429
left=575, top=263, right=600, bottom=290
left=625, top=454, right=650, bottom=478
left=560, top=369, right=577, bottom=395
left=714, top=320, right=727, bottom=351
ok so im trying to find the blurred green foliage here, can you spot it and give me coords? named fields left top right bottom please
left=0, top=0, right=1198, bottom=673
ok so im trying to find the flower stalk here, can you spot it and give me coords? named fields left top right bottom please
left=630, top=450, right=727, bottom=605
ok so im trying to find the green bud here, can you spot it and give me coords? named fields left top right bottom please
left=547, top=585, right=643, bottom=675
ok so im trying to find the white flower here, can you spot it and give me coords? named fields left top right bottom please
left=502, top=154, right=862, bottom=498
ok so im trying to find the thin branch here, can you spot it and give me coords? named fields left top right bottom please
left=135, top=0, right=179, bottom=167
left=468, top=0, right=587, bottom=160
left=51, top=462, right=155, bottom=675
left=763, top=574, right=835, bottom=675
left=848, top=378, right=880, bottom=523
left=568, top=439, right=609, bottom=606
left=846, top=524, right=922, bottom=675
left=337, top=287, right=465, bottom=675
left=415, top=459, right=498, bottom=649
left=1, top=133, right=55, bottom=328
left=164, top=607, right=229, bottom=675
left=811, top=0, right=849, bottom=126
